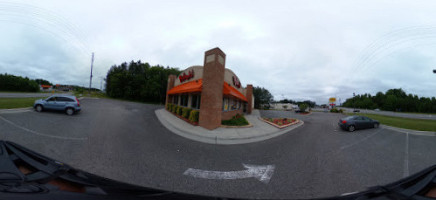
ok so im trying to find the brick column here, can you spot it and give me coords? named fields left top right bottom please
left=246, top=84, right=253, bottom=114
left=199, top=48, right=226, bottom=130
left=165, top=75, right=176, bottom=108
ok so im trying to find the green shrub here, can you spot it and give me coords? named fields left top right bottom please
left=182, top=108, right=192, bottom=118
left=299, top=103, right=308, bottom=112
left=189, top=110, right=200, bottom=122
left=167, top=103, right=172, bottom=110
left=176, top=106, right=183, bottom=115
left=172, top=105, right=178, bottom=113
left=222, top=114, right=249, bottom=126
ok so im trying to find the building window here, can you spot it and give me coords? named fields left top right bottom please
left=173, top=95, right=179, bottom=105
left=223, top=97, right=229, bottom=111
left=191, top=94, right=201, bottom=109
left=181, top=94, right=188, bottom=107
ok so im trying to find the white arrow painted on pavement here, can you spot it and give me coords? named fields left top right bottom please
left=183, top=164, right=275, bottom=184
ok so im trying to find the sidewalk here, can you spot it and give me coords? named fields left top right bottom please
left=155, top=109, right=304, bottom=145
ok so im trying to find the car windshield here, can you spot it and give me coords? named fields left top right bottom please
left=1, top=1, right=436, bottom=199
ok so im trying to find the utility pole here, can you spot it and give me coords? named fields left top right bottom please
left=89, top=52, right=94, bottom=94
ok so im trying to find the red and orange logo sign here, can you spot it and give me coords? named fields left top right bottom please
left=179, top=70, right=194, bottom=83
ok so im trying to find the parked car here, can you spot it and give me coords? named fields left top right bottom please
left=338, top=115, right=380, bottom=132
left=34, top=95, right=81, bottom=115
left=353, top=109, right=360, bottom=113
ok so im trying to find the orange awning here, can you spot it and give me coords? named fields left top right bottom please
left=167, top=79, right=247, bottom=102
left=223, top=83, right=248, bottom=102
left=167, top=79, right=203, bottom=95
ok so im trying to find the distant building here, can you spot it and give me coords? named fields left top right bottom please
left=54, top=84, right=72, bottom=92
left=39, top=85, right=53, bottom=91
left=269, top=103, right=297, bottom=110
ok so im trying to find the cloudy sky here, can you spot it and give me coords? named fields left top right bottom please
left=1, top=0, right=436, bottom=104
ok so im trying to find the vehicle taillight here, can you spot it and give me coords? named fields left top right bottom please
left=75, top=98, right=80, bottom=107
left=342, top=120, right=347, bottom=124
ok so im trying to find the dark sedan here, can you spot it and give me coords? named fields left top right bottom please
left=338, top=115, right=380, bottom=132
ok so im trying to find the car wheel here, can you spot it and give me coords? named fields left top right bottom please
left=374, top=123, right=379, bottom=128
left=66, top=108, right=74, bottom=116
left=348, top=125, right=355, bottom=132
left=35, top=105, right=43, bottom=112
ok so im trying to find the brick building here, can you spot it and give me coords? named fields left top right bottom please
left=165, top=47, right=254, bottom=130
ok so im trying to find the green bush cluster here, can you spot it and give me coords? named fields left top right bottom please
left=189, top=110, right=200, bottom=123
left=168, top=104, right=199, bottom=123
left=222, top=114, right=249, bottom=126
left=330, top=108, right=344, bottom=113
left=182, top=108, right=192, bottom=118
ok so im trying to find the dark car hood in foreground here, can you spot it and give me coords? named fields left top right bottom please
left=0, top=140, right=435, bottom=200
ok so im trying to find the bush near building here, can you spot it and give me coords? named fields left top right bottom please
left=189, top=110, right=200, bottom=123
left=182, top=108, right=192, bottom=119
left=176, top=106, right=183, bottom=116
left=222, top=114, right=249, bottom=126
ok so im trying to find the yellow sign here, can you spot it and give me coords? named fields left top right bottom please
left=329, top=97, right=336, bottom=102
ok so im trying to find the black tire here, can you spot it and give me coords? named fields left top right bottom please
left=348, top=125, right=355, bottom=132
left=374, top=123, right=379, bottom=128
left=35, top=105, right=43, bottom=112
left=65, top=108, right=74, bottom=116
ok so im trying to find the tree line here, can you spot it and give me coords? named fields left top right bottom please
left=105, top=60, right=181, bottom=104
left=342, top=88, right=436, bottom=113
left=0, top=73, right=40, bottom=92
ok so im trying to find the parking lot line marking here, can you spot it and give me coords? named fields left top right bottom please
left=0, top=116, right=87, bottom=141
left=340, top=128, right=383, bottom=150
left=403, top=132, right=409, bottom=178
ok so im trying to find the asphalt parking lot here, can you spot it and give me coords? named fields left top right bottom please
left=1, top=98, right=436, bottom=199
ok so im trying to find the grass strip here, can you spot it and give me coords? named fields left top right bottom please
left=346, top=113, right=436, bottom=132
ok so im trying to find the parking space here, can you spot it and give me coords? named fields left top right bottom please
left=1, top=101, right=436, bottom=199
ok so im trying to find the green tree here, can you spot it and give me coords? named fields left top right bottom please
left=299, top=103, right=308, bottom=112
left=105, top=60, right=180, bottom=104
left=253, top=86, right=274, bottom=109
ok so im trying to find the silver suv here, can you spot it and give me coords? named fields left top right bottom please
left=34, top=95, right=81, bottom=115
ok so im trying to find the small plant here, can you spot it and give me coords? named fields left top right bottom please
left=222, top=114, right=249, bottom=126
left=176, top=106, right=183, bottom=115
left=182, top=108, right=192, bottom=119
left=189, top=110, right=200, bottom=123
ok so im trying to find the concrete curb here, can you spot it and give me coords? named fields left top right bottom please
left=0, top=107, right=33, bottom=114
left=381, top=125, right=436, bottom=136
left=155, top=109, right=304, bottom=145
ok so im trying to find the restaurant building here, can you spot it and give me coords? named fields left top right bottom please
left=165, top=47, right=253, bottom=130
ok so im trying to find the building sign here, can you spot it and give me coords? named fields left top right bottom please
left=179, top=70, right=195, bottom=83
left=232, top=76, right=241, bottom=88
left=329, top=97, right=336, bottom=103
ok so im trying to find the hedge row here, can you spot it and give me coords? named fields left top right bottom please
left=167, top=103, right=199, bottom=123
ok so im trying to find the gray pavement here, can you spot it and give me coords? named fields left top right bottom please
left=155, top=109, right=304, bottom=144
left=0, top=92, right=71, bottom=98
left=338, top=107, right=436, bottom=120
left=1, top=99, right=436, bottom=199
